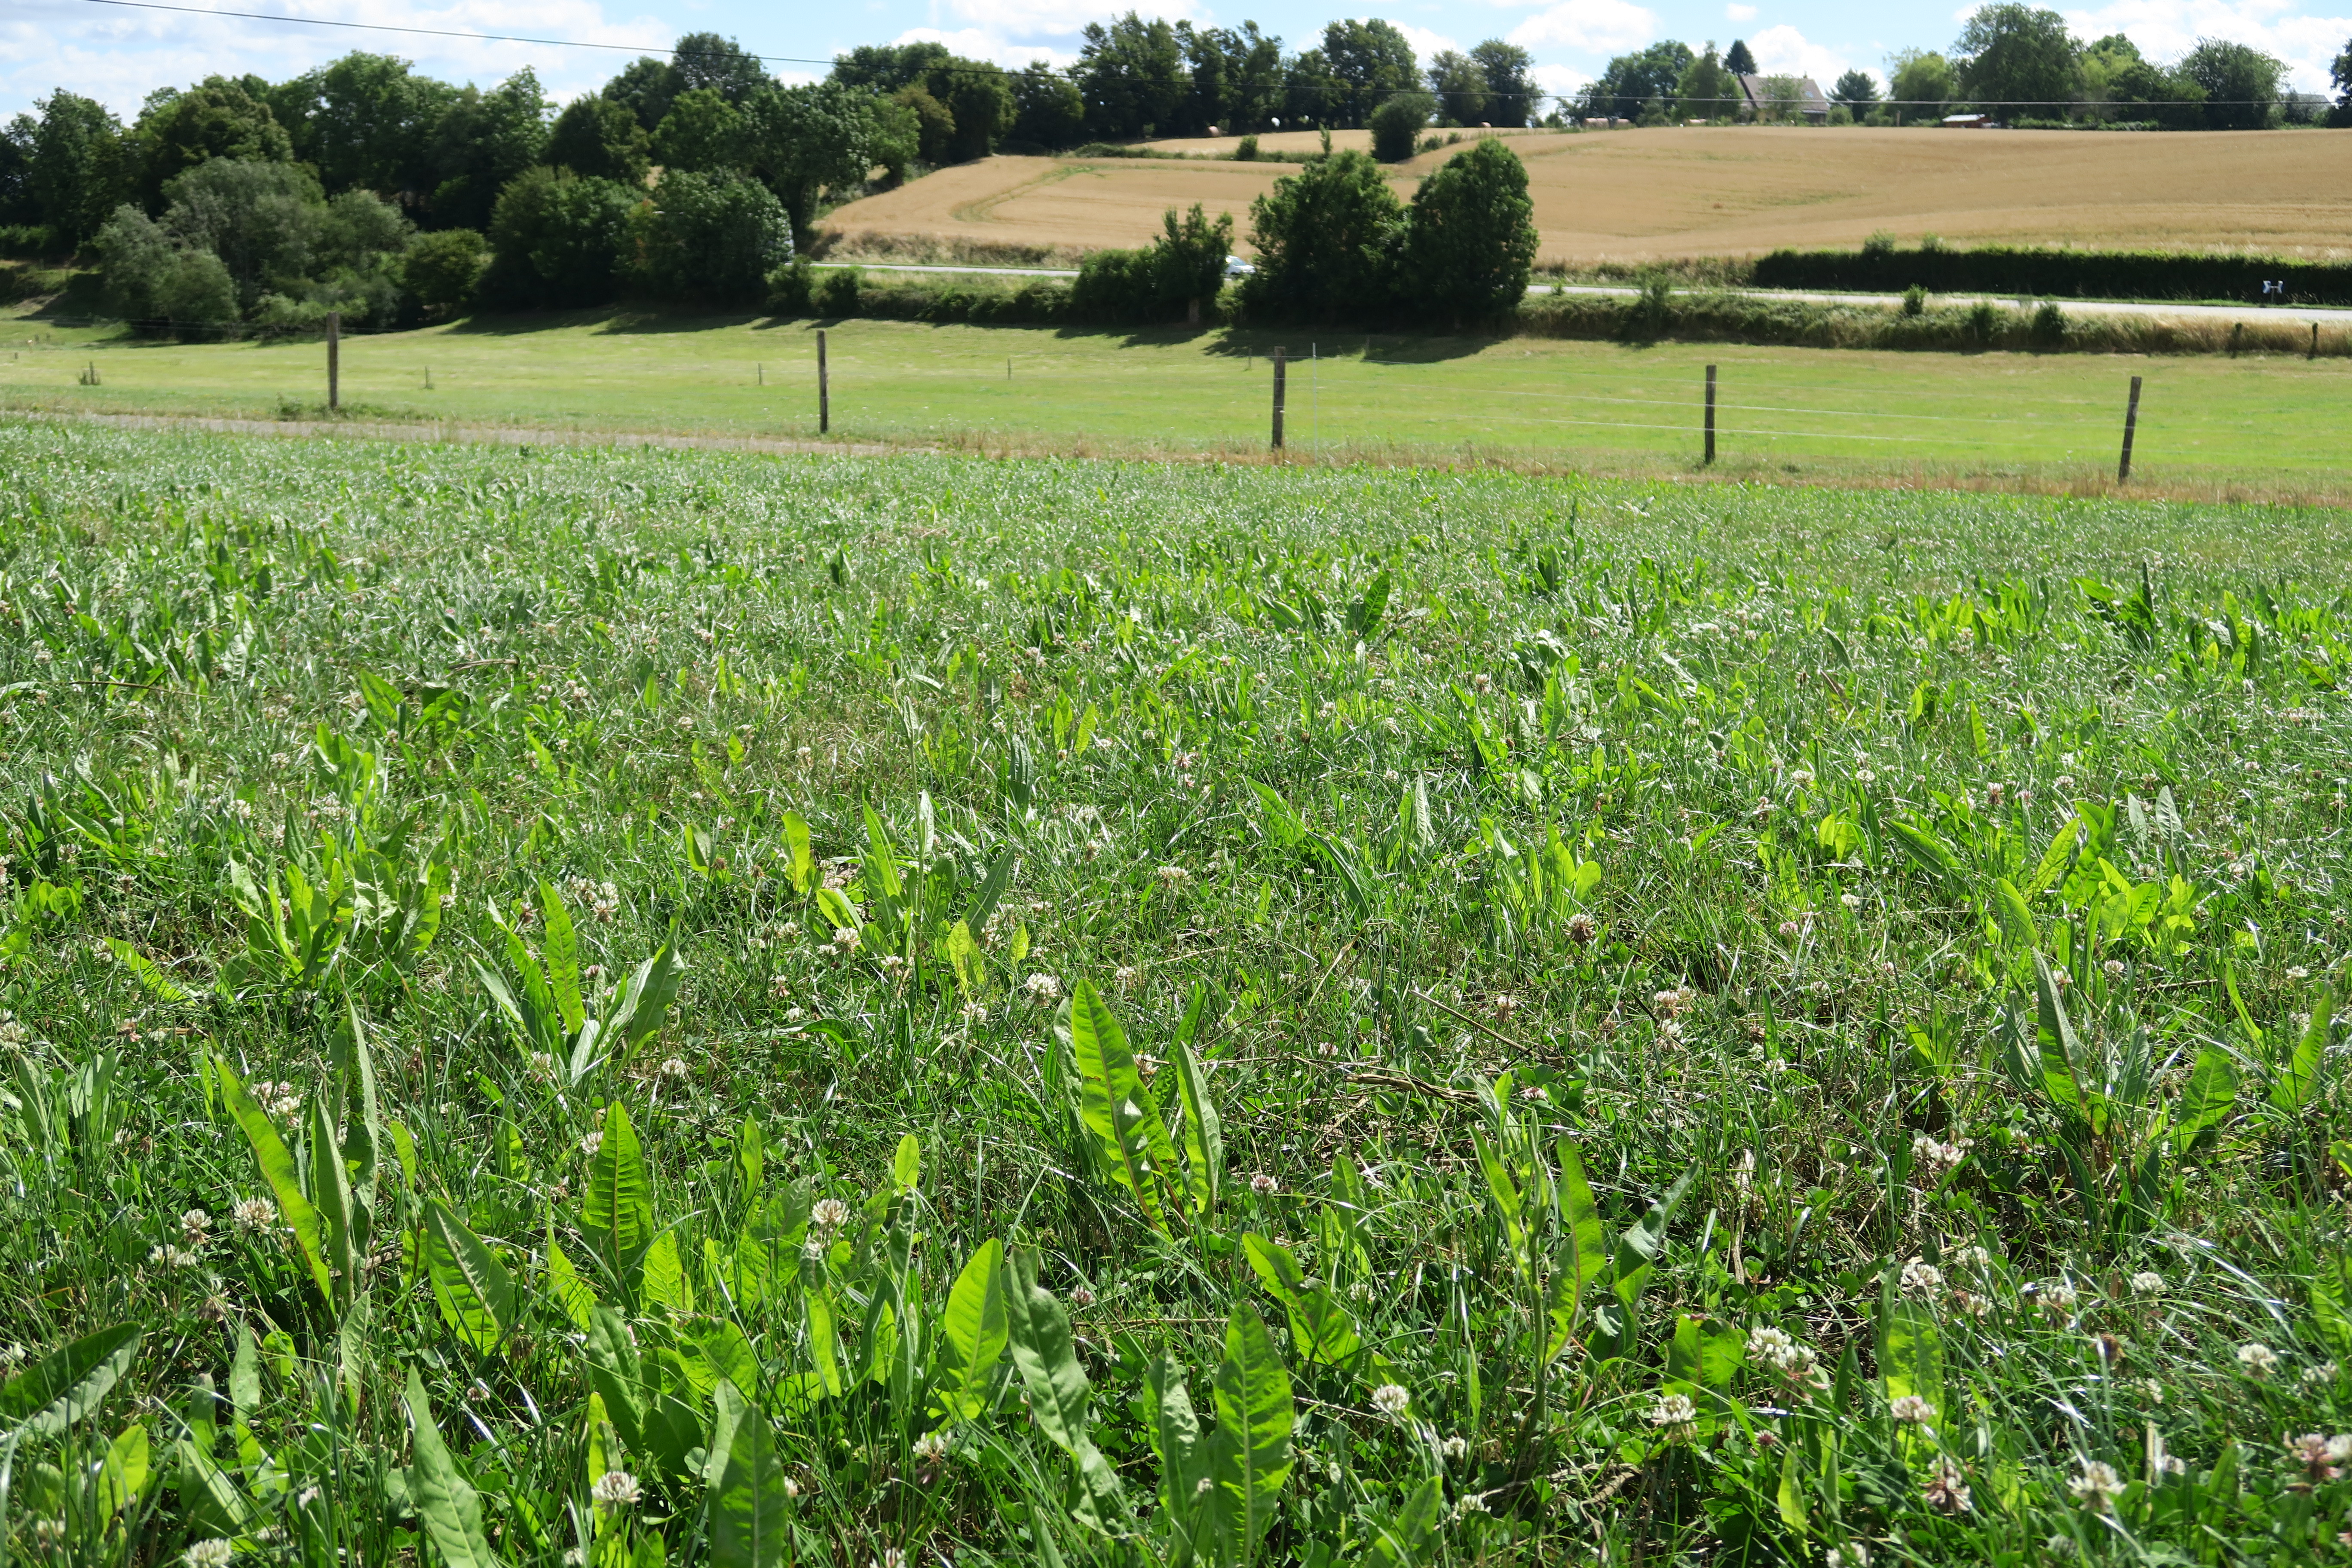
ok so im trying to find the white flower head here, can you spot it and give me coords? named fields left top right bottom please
left=1250, top=1173, right=1279, bottom=1197
left=2130, top=1271, right=2164, bottom=1295
left=1023, top=973, right=1062, bottom=1003
left=186, top=1540, right=235, bottom=1568
left=2070, top=1458, right=2125, bottom=1512
left=591, top=1470, right=641, bottom=1507
left=1370, top=1384, right=1411, bottom=1420
left=1647, top=1393, right=1698, bottom=1440
left=2238, top=1342, right=2280, bottom=1377
left=811, top=1197, right=851, bottom=1235
left=1889, top=1394, right=1934, bottom=1424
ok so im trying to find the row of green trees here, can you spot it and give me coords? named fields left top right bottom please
left=1583, top=6, right=2343, bottom=129
left=1066, top=138, right=1537, bottom=327
left=825, top=20, right=1543, bottom=162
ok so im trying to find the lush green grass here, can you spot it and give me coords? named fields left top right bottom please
left=0, top=421, right=2348, bottom=1568
left=9, top=309, right=2352, bottom=493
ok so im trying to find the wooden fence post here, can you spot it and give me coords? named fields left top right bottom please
left=817, top=331, right=829, bottom=434
left=326, top=311, right=340, bottom=411
left=2117, top=374, right=2143, bottom=484
left=1271, top=347, right=1286, bottom=450
left=1704, top=364, right=1717, bottom=464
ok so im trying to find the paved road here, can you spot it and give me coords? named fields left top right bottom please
left=814, top=261, right=2352, bottom=325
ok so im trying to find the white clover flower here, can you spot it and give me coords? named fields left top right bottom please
left=232, top=1197, right=277, bottom=1232
left=530, top=1051, right=555, bottom=1079
left=1889, top=1395, right=1934, bottom=1424
left=185, top=1540, right=234, bottom=1568
left=811, top=1197, right=851, bottom=1235
left=832, top=927, right=861, bottom=954
left=148, top=1244, right=201, bottom=1269
left=181, top=1208, right=212, bottom=1240
left=1250, top=1173, right=1279, bottom=1197
left=2033, top=1278, right=2078, bottom=1313
left=1156, top=864, right=1189, bottom=886
left=2238, top=1342, right=2280, bottom=1378
left=2130, top=1271, right=2164, bottom=1295
left=1647, top=1393, right=1698, bottom=1441
left=579, top=1131, right=604, bottom=1160
left=591, top=1470, right=641, bottom=1507
left=1922, top=1453, right=1972, bottom=1514
left=1370, top=1384, right=1411, bottom=1420
left=1825, top=1545, right=1868, bottom=1568
left=1023, top=973, right=1062, bottom=1003
left=660, top=1057, right=688, bottom=1079
left=913, top=1430, right=950, bottom=1462
left=2069, top=1459, right=2125, bottom=1512
left=1899, top=1259, right=1944, bottom=1296
left=1438, top=1435, right=1470, bottom=1461
left=1069, top=1285, right=1096, bottom=1308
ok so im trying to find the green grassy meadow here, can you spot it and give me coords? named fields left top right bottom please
left=9, top=310, right=2352, bottom=493
left=0, top=420, right=2349, bottom=1566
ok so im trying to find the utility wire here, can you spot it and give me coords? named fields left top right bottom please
left=64, top=1, right=2295, bottom=105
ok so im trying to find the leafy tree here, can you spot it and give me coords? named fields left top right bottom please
left=830, top=42, right=953, bottom=96
left=1078, top=13, right=1189, bottom=139
left=1011, top=64, right=1087, bottom=150
left=23, top=90, right=128, bottom=243
left=2077, top=36, right=2202, bottom=127
left=0, top=123, right=31, bottom=230
left=1583, top=42, right=1694, bottom=121
left=480, top=166, right=638, bottom=307
left=1425, top=51, right=1488, bottom=126
left=1676, top=44, right=1737, bottom=119
left=426, top=69, right=548, bottom=232
left=2179, top=37, right=2282, bottom=129
left=1954, top=5, right=2080, bottom=110
left=131, top=77, right=291, bottom=209
left=628, top=168, right=788, bottom=303
left=546, top=96, right=650, bottom=186
left=1242, top=148, right=1403, bottom=319
left=738, top=82, right=883, bottom=242
left=1887, top=50, right=1959, bottom=113
left=1321, top=19, right=1420, bottom=126
left=2334, top=37, right=2352, bottom=120
left=159, top=156, right=323, bottom=307
left=1283, top=49, right=1342, bottom=127
left=867, top=96, right=922, bottom=182
left=1153, top=203, right=1232, bottom=315
left=1724, top=39, right=1758, bottom=75
left=1405, top=136, right=1535, bottom=322
left=1831, top=69, right=1881, bottom=116
left=668, top=33, right=769, bottom=104
left=1369, top=93, right=1433, bottom=160
left=401, top=226, right=487, bottom=317
left=653, top=88, right=745, bottom=172
left=92, top=205, right=236, bottom=328
left=1211, top=22, right=1286, bottom=131
left=893, top=86, right=956, bottom=165
left=1471, top=41, right=1541, bottom=126
left=932, top=60, right=1017, bottom=161
left=603, top=58, right=677, bottom=133
left=299, top=53, right=459, bottom=197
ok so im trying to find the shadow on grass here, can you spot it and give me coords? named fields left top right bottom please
left=440, top=306, right=1503, bottom=363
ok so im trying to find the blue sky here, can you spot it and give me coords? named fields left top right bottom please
left=8, top=0, right=2349, bottom=121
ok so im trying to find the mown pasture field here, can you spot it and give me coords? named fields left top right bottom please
left=9, top=312, right=2352, bottom=498
left=0, top=421, right=2347, bottom=1567
left=817, top=127, right=2352, bottom=268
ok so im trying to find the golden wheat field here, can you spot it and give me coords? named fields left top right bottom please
left=819, top=126, right=2352, bottom=265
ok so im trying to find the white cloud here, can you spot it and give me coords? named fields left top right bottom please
left=0, top=0, right=680, bottom=117
left=889, top=25, right=1078, bottom=69
left=1390, top=22, right=1467, bottom=66
left=1725, top=4, right=1758, bottom=20
left=937, top=0, right=1195, bottom=45
left=2062, top=0, right=2352, bottom=90
left=1530, top=59, right=1592, bottom=100
left=1746, top=22, right=1856, bottom=82
left=1506, top=0, right=1659, bottom=54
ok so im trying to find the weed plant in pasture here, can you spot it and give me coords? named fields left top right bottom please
left=0, top=422, right=2346, bottom=1565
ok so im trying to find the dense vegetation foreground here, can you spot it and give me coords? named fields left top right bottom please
left=0, top=422, right=2347, bottom=1566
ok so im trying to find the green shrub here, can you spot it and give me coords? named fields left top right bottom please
left=1242, top=150, right=1405, bottom=322
left=813, top=266, right=861, bottom=316
left=1902, top=283, right=1926, bottom=316
left=627, top=169, right=790, bottom=306
left=1070, top=247, right=1156, bottom=321
left=1233, top=134, right=1259, bottom=161
left=765, top=256, right=815, bottom=313
left=1967, top=300, right=2001, bottom=341
left=1863, top=230, right=1897, bottom=257
left=479, top=167, right=639, bottom=309
left=2031, top=299, right=2068, bottom=344
left=1369, top=94, right=1434, bottom=162
left=402, top=228, right=489, bottom=319
left=1403, top=138, right=1537, bottom=323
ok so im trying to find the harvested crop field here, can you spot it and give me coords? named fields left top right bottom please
left=821, top=126, right=2352, bottom=266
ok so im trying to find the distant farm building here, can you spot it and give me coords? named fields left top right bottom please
left=1736, top=74, right=1830, bottom=122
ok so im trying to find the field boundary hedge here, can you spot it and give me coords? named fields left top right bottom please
left=761, top=267, right=2352, bottom=357
left=1746, top=245, right=2352, bottom=306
